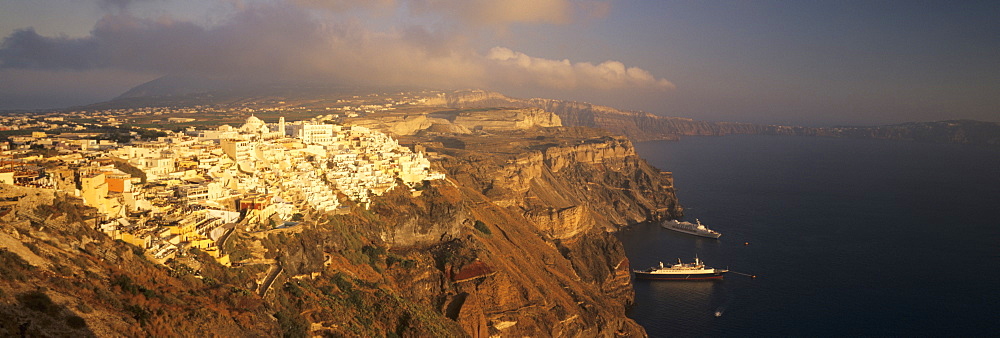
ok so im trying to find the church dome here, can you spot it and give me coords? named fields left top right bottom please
left=246, top=115, right=263, bottom=125
left=241, top=115, right=265, bottom=132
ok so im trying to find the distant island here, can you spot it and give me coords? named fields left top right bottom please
left=443, top=90, right=1000, bottom=146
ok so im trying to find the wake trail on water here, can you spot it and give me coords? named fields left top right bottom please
left=715, top=290, right=733, bottom=317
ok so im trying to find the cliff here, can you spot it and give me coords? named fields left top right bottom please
left=451, top=107, right=562, bottom=131
left=346, top=107, right=562, bottom=137
left=434, top=132, right=681, bottom=237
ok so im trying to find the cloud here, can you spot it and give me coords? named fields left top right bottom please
left=410, top=0, right=573, bottom=27
left=0, top=1, right=671, bottom=104
left=306, top=0, right=605, bottom=28
left=1, top=5, right=478, bottom=86
left=0, top=28, right=102, bottom=70
left=487, top=47, right=674, bottom=90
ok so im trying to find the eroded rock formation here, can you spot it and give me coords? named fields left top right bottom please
left=349, top=106, right=562, bottom=137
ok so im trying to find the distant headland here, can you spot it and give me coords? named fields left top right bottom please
left=443, top=90, right=1000, bottom=146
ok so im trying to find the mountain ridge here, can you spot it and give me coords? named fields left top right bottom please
left=444, top=90, right=1000, bottom=146
left=84, top=77, right=1000, bottom=147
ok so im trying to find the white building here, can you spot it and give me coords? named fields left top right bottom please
left=220, top=138, right=253, bottom=163
left=287, top=121, right=338, bottom=145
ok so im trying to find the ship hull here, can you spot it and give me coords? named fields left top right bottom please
left=662, top=226, right=722, bottom=239
left=661, top=220, right=722, bottom=238
left=633, top=272, right=726, bottom=280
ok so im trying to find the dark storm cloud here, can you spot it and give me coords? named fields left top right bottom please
left=1, top=5, right=333, bottom=77
left=0, top=28, right=102, bottom=69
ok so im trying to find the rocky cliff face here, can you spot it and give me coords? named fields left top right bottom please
left=389, top=128, right=679, bottom=336
left=348, top=107, right=562, bottom=137
left=466, top=134, right=681, bottom=238
left=452, top=107, right=562, bottom=131
left=373, top=128, right=680, bottom=336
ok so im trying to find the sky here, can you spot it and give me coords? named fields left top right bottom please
left=1, top=0, right=997, bottom=126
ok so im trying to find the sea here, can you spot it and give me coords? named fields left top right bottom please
left=619, top=135, right=1000, bottom=337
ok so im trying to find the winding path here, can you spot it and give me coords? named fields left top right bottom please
left=257, top=262, right=283, bottom=297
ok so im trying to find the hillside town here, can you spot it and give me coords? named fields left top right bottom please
left=0, top=115, right=445, bottom=266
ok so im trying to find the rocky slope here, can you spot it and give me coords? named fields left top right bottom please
left=0, top=185, right=282, bottom=337
left=1, top=126, right=680, bottom=337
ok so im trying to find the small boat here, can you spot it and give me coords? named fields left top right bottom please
left=662, top=219, right=721, bottom=238
left=633, top=257, right=728, bottom=280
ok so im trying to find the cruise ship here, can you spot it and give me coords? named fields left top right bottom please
left=633, top=257, right=728, bottom=280
left=662, top=219, right=721, bottom=238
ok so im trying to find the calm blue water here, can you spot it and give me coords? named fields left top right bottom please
left=620, top=135, right=1000, bottom=337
